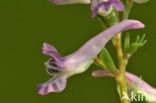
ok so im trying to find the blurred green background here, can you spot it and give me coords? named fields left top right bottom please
left=0, top=0, right=155, bottom=103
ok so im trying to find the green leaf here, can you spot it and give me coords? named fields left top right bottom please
left=94, top=60, right=105, bottom=68
left=140, top=34, right=146, bottom=42
left=117, top=84, right=121, bottom=98
left=128, top=42, right=142, bottom=54
left=123, top=34, right=147, bottom=55
left=98, top=48, right=117, bottom=73
left=124, top=32, right=130, bottom=52
left=136, top=35, right=140, bottom=42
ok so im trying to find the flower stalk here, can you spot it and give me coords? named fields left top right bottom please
left=114, top=33, right=130, bottom=103
left=114, top=6, right=130, bottom=103
left=116, top=56, right=130, bottom=103
left=97, top=7, right=131, bottom=103
left=123, top=0, right=133, bottom=20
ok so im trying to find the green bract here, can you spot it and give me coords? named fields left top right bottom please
left=98, top=48, right=117, bottom=73
left=123, top=33, right=147, bottom=55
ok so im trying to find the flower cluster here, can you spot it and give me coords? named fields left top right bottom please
left=37, top=0, right=154, bottom=103
left=49, top=0, right=149, bottom=17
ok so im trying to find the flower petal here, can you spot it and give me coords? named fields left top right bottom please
left=125, top=72, right=156, bottom=95
left=64, top=20, right=144, bottom=67
left=91, top=0, right=124, bottom=17
left=92, top=69, right=113, bottom=77
left=42, top=42, right=59, bottom=54
left=37, top=75, right=67, bottom=95
left=42, top=43, right=63, bottom=68
left=91, top=2, right=112, bottom=17
left=91, top=0, right=111, bottom=17
left=110, top=0, right=125, bottom=11
left=92, top=69, right=156, bottom=95
left=48, top=0, right=90, bottom=5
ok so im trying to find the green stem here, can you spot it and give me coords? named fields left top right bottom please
left=112, top=9, right=130, bottom=103
left=115, top=1, right=134, bottom=101
left=123, top=0, right=133, bottom=20
left=97, top=7, right=131, bottom=103
left=114, top=33, right=130, bottom=103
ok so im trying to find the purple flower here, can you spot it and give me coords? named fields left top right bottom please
left=48, top=0, right=124, bottom=17
left=92, top=69, right=156, bottom=98
left=91, top=0, right=125, bottom=17
left=37, top=20, right=144, bottom=95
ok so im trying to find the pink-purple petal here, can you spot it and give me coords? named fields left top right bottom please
left=125, top=72, right=156, bottom=95
left=43, top=42, right=58, bottom=53
left=37, top=75, right=67, bottom=95
left=65, top=20, right=144, bottom=66
left=111, top=0, right=125, bottom=11
left=92, top=69, right=114, bottom=77
left=91, top=0, right=125, bottom=17
left=92, top=69, right=156, bottom=95
left=91, top=2, right=112, bottom=17
left=42, top=43, right=63, bottom=68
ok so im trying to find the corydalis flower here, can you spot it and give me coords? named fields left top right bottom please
left=48, top=0, right=124, bottom=17
left=92, top=69, right=156, bottom=99
left=91, top=0, right=125, bottom=17
left=37, top=20, right=144, bottom=95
